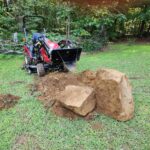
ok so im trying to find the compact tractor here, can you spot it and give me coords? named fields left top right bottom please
left=23, top=15, right=82, bottom=76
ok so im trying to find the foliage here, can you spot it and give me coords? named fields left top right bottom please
left=0, top=0, right=150, bottom=51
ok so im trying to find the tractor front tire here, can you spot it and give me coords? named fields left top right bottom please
left=24, top=55, right=32, bottom=74
left=37, top=63, right=45, bottom=77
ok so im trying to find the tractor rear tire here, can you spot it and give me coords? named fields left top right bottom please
left=37, top=63, right=45, bottom=77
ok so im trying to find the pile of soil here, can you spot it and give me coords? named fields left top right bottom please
left=36, top=71, right=95, bottom=119
left=36, top=69, right=134, bottom=121
left=37, top=72, right=84, bottom=104
left=0, top=94, right=20, bottom=110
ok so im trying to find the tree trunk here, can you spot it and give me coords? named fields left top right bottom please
left=3, top=0, right=9, bottom=11
left=139, top=20, right=145, bottom=37
left=138, top=4, right=148, bottom=37
left=147, top=25, right=150, bottom=34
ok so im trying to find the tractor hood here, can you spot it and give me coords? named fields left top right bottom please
left=44, top=38, right=60, bottom=51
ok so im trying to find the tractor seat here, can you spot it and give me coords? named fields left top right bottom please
left=32, top=33, right=44, bottom=43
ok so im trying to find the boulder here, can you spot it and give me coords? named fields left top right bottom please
left=52, top=102, right=78, bottom=119
left=95, top=69, right=134, bottom=121
left=57, top=85, right=96, bottom=116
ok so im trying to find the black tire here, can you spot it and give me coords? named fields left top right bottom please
left=37, top=63, right=45, bottom=77
left=28, top=69, right=32, bottom=74
left=24, top=55, right=32, bottom=74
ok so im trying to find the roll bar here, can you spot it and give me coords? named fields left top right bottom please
left=22, top=15, right=46, bottom=43
left=23, top=15, right=46, bottom=28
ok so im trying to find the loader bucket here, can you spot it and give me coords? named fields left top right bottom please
left=51, top=48, right=82, bottom=65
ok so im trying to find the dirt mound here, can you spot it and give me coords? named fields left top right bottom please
left=78, top=70, right=96, bottom=86
left=36, top=69, right=134, bottom=121
left=36, top=72, right=95, bottom=118
left=0, top=94, right=20, bottom=110
left=37, top=72, right=83, bottom=103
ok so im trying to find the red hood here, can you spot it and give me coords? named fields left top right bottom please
left=45, top=38, right=60, bottom=50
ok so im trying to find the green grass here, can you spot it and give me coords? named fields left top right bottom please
left=0, top=43, right=150, bottom=150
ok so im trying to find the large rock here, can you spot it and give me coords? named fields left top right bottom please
left=95, top=69, right=134, bottom=121
left=52, top=101, right=78, bottom=119
left=57, top=85, right=96, bottom=116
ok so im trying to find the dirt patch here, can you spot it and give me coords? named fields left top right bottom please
left=9, top=80, right=25, bottom=85
left=0, top=94, right=20, bottom=110
left=27, top=83, right=38, bottom=96
left=12, top=134, right=41, bottom=150
left=91, top=122, right=103, bottom=131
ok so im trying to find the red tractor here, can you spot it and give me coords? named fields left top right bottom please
left=23, top=15, right=82, bottom=76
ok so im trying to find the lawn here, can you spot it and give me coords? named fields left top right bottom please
left=0, top=43, right=150, bottom=150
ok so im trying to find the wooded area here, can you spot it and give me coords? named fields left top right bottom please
left=0, top=0, right=150, bottom=50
